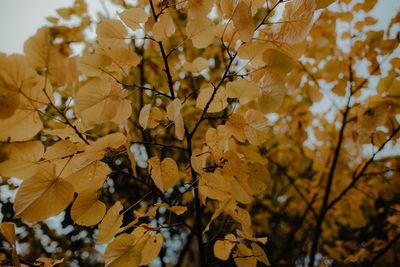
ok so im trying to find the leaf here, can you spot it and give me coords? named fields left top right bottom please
left=244, top=109, right=270, bottom=145
left=233, top=244, right=257, bottom=267
left=34, top=258, right=63, bottom=267
left=0, top=88, right=19, bottom=119
left=186, top=18, right=216, bottom=48
left=76, top=78, right=131, bottom=124
left=377, top=76, right=400, bottom=95
left=262, top=49, right=293, bottom=77
left=139, top=233, right=163, bottom=265
left=272, top=0, right=316, bottom=44
left=104, top=233, right=141, bottom=267
left=79, top=53, right=112, bottom=77
left=97, top=39, right=141, bottom=69
left=167, top=98, right=185, bottom=140
left=24, top=27, right=67, bottom=85
left=226, top=79, right=260, bottom=105
left=65, top=160, right=110, bottom=193
left=97, top=201, right=123, bottom=245
left=139, top=104, right=164, bottom=129
left=14, top=163, right=74, bottom=222
left=237, top=42, right=271, bottom=68
left=119, top=8, right=148, bottom=31
left=257, top=71, right=286, bottom=113
left=183, top=57, right=208, bottom=73
left=71, top=190, right=106, bottom=226
left=0, top=222, right=16, bottom=246
left=0, top=109, right=42, bottom=142
left=0, top=141, right=44, bottom=179
left=0, top=222, right=20, bottom=267
left=232, top=2, right=254, bottom=42
left=251, top=243, right=270, bottom=265
left=226, top=113, right=247, bottom=143
left=196, top=86, right=228, bottom=113
left=153, top=13, right=175, bottom=41
left=154, top=203, right=187, bottom=215
left=43, top=140, right=77, bottom=160
left=213, top=234, right=237, bottom=260
left=97, top=19, right=127, bottom=40
left=148, top=156, right=179, bottom=192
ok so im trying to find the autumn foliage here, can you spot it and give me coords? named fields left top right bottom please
left=0, top=0, right=400, bottom=266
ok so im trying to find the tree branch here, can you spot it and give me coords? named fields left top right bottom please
left=149, top=0, right=175, bottom=99
left=308, top=58, right=354, bottom=267
left=369, top=233, right=400, bottom=266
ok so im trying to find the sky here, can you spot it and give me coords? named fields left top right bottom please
left=0, top=0, right=399, bottom=55
left=0, top=0, right=125, bottom=55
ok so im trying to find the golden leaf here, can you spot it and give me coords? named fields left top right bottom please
left=119, top=8, right=148, bottom=31
left=148, top=156, right=179, bottom=192
left=196, top=86, right=228, bottom=113
left=213, top=234, right=237, bottom=260
left=153, top=13, right=175, bottom=41
left=97, top=201, right=123, bottom=245
left=71, top=190, right=106, bottom=226
left=14, top=163, right=74, bottom=222
left=166, top=98, right=184, bottom=140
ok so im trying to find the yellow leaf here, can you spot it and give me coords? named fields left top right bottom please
left=226, top=113, right=247, bottom=143
left=244, top=109, right=270, bottom=145
left=167, top=98, right=185, bottom=140
left=251, top=243, right=270, bottom=265
left=65, top=160, right=109, bottom=193
left=377, top=76, right=400, bottom=95
left=230, top=177, right=253, bottom=204
left=257, top=71, right=286, bottom=113
left=34, top=258, right=63, bottom=267
left=0, top=141, right=43, bottom=179
left=237, top=42, right=271, bottom=68
left=0, top=222, right=16, bottom=246
left=43, top=140, right=77, bottom=160
left=97, top=201, right=123, bottom=244
left=119, top=8, right=148, bottom=31
left=226, top=79, right=259, bottom=105
left=153, top=13, right=175, bottom=41
left=186, top=18, right=216, bottom=48
left=85, top=133, right=127, bottom=153
left=248, top=162, right=270, bottom=194
left=0, top=88, right=20, bottom=119
left=213, top=234, right=237, bottom=260
left=183, top=57, right=208, bottom=73
left=97, top=39, right=141, bottom=68
left=14, top=163, right=74, bottom=222
left=0, top=109, right=42, bottom=142
left=71, top=190, right=106, bottom=226
left=24, top=27, right=68, bottom=85
left=139, top=233, right=163, bottom=265
left=232, top=2, right=254, bottom=42
left=154, top=203, right=187, bottom=215
left=76, top=78, right=131, bottom=124
left=139, top=104, right=164, bottom=129
left=272, top=0, right=316, bottom=44
left=196, top=86, right=228, bottom=113
left=316, top=0, right=335, bottom=9
left=148, top=156, right=179, bottom=192
left=97, top=19, right=127, bottom=40
left=104, top=234, right=141, bottom=267
left=79, top=53, right=112, bottom=77
left=262, top=49, right=293, bottom=77
left=233, top=244, right=257, bottom=267
left=237, top=229, right=268, bottom=244
left=0, top=222, right=20, bottom=267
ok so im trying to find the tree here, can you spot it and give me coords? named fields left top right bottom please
left=0, top=0, right=399, bottom=266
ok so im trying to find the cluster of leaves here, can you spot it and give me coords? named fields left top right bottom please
left=0, top=0, right=399, bottom=266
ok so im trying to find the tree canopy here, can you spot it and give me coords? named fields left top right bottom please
left=0, top=0, right=400, bottom=266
